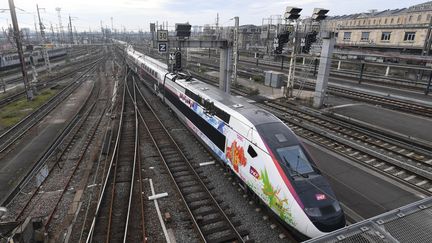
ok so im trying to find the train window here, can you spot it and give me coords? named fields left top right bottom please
left=247, top=145, right=258, bottom=158
left=276, top=145, right=314, bottom=176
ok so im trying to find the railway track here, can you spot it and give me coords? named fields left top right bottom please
left=0, top=56, right=103, bottom=108
left=189, top=51, right=429, bottom=91
left=187, top=55, right=432, bottom=118
left=133, top=76, right=249, bottom=242
left=0, top=58, right=103, bottom=157
left=257, top=101, right=432, bottom=195
left=5, top=73, right=106, bottom=222
left=87, top=75, right=144, bottom=243
left=188, top=67, right=432, bottom=196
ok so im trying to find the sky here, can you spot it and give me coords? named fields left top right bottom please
left=0, top=0, right=429, bottom=32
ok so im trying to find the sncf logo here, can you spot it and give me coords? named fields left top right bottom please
left=315, top=194, right=326, bottom=201
left=249, top=166, right=260, bottom=179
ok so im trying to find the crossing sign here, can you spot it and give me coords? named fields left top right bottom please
left=158, top=42, right=167, bottom=53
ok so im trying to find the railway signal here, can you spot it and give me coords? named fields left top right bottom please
left=302, top=31, right=318, bottom=54
left=284, top=7, right=302, bottom=20
left=174, top=51, right=182, bottom=71
left=175, top=23, right=191, bottom=38
left=274, top=32, right=290, bottom=54
left=312, top=8, right=329, bottom=21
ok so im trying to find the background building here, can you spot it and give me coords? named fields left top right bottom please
left=326, top=1, right=432, bottom=55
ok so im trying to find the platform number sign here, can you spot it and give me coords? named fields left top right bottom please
left=157, top=30, right=168, bottom=42
left=158, top=43, right=167, bottom=53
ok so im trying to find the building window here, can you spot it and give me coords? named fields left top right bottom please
left=381, top=32, right=391, bottom=41
left=384, top=18, right=388, bottom=24
left=373, top=19, right=376, bottom=24
left=391, top=18, right=394, bottom=24
left=418, top=15, right=422, bottom=22
left=343, top=32, right=351, bottom=41
left=404, top=32, right=416, bottom=41
left=397, top=17, right=401, bottom=24
left=361, top=32, right=370, bottom=41
left=428, top=14, right=431, bottom=21
left=409, top=15, right=413, bottom=22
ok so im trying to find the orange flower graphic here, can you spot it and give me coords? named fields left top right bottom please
left=226, top=141, right=247, bottom=172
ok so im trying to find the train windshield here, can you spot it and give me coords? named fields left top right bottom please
left=256, top=122, right=317, bottom=177
left=277, top=146, right=314, bottom=176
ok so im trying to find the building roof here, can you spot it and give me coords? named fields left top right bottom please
left=327, top=1, right=432, bottom=20
left=409, top=1, right=432, bottom=12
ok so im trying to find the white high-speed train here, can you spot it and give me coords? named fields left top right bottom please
left=117, top=41, right=346, bottom=239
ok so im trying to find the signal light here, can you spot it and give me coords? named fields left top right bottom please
left=274, top=32, right=290, bottom=55
left=284, top=7, right=302, bottom=20
left=302, top=31, right=318, bottom=54
left=174, top=51, right=182, bottom=71
left=312, top=8, right=329, bottom=21
left=175, top=23, right=191, bottom=38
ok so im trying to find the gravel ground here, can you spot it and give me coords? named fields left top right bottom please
left=1, top=59, right=115, bottom=243
left=136, top=76, right=297, bottom=243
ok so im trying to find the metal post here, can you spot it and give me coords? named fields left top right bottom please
left=423, top=16, right=432, bottom=56
left=313, top=59, right=318, bottom=77
left=8, top=0, right=32, bottom=100
left=37, top=4, right=51, bottom=73
left=337, top=60, right=341, bottom=70
left=281, top=55, right=284, bottom=70
left=286, top=21, right=298, bottom=98
left=219, top=47, right=232, bottom=93
left=69, top=15, right=74, bottom=44
left=1, top=78, right=5, bottom=93
left=232, top=16, right=239, bottom=86
left=426, top=71, right=432, bottom=95
left=313, top=33, right=335, bottom=108
left=385, top=66, right=390, bottom=77
left=359, top=62, right=365, bottom=84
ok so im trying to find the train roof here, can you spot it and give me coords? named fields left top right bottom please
left=126, top=46, right=282, bottom=127
left=175, top=76, right=281, bottom=126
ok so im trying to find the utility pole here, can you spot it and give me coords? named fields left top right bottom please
left=100, top=20, right=104, bottom=42
left=8, top=0, right=33, bottom=100
left=37, top=4, right=51, bottom=73
left=232, top=16, right=239, bottom=86
left=33, top=15, right=39, bottom=42
left=216, top=13, right=219, bottom=40
left=110, top=16, right=114, bottom=32
left=69, top=15, right=73, bottom=44
left=55, top=7, right=64, bottom=44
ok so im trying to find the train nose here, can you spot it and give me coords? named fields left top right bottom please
left=307, top=203, right=346, bottom=232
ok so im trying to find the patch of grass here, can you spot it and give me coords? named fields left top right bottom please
left=0, top=89, right=57, bottom=128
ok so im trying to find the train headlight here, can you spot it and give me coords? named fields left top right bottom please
left=304, top=207, right=322, bottom=217
left=333, top=202, right=342, bottom=212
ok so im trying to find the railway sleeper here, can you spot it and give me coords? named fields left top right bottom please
left=195, top=207, right=233, bottom=219
left=172, top=170, right=192, bottom=177
left=189, top=199, right=212, bottom=210
left=168, top=164, right=189, bottom=170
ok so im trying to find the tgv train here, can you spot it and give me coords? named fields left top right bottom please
left=0, top=47, right=67, bottom=71
left=118, top=41, right=346, bottom=239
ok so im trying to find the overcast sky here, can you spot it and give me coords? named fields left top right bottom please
left=0, top=0, right=428, bottom=32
